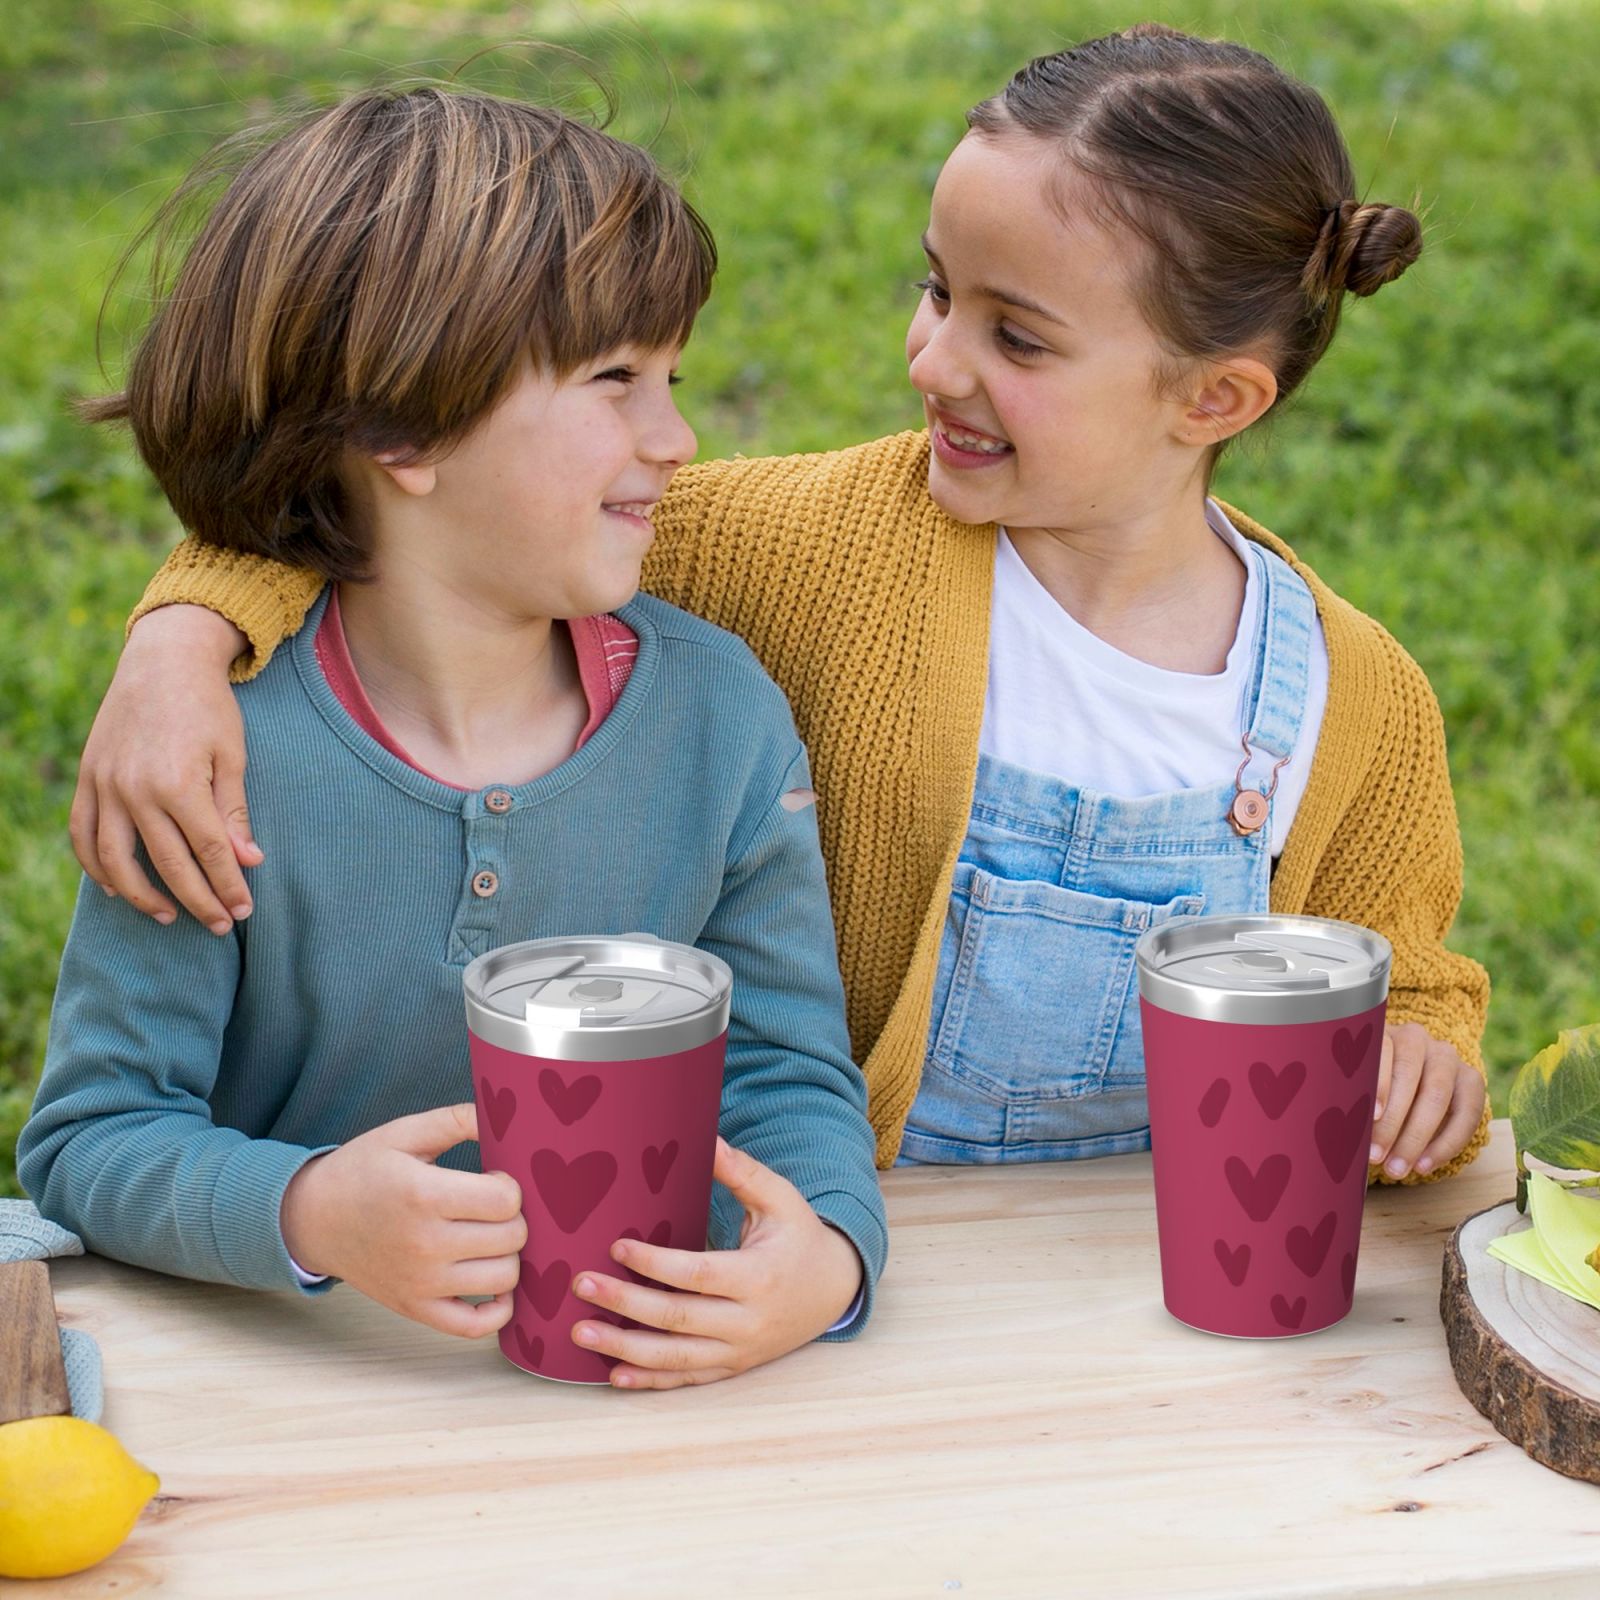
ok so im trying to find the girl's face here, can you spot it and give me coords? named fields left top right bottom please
left=905, top=132, right=1206, bottom=535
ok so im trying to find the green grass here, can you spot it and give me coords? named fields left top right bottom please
left=3, top=0, right=1597, bottom=1195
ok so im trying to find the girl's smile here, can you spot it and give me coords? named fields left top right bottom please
left=928, top=407, right=1015, bottom=467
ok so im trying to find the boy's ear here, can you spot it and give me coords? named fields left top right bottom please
left=1180, top=356, right=1278, bottom=447
left=372, top=450, right=437, bottom=498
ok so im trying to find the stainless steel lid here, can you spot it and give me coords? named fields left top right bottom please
left=1135, top=914, right=1391, bottom=1026
left=463, top=934, right=732, bottom=1061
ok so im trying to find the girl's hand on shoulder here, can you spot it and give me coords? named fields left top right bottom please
left=1369, top=1021, right=1487, bottom=1181
left=568, top=1137, right=865, bottom=1389
left=71, top=604, right=259, bottom=934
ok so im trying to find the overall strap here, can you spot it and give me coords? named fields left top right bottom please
left=1239, top=542, right=1316, bottom=777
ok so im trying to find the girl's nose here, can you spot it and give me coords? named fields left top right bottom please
left=907, top=311, right=974, bottom=402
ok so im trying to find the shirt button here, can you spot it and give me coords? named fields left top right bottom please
left=485, top=789, right=513, bottom=814
left=472, top=870, right=500, bottom=898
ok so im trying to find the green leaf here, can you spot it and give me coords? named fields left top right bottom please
left=1509, top=1024, right=1600, bottom=1174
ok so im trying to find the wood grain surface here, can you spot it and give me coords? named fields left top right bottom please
left=33, top=1121, right=1600, bottom=1599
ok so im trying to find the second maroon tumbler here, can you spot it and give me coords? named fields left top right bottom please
left=1137, top=914, right=1391, bottom=1339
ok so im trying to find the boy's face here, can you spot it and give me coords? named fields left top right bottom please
left=369, top=344, right=696, bottom=620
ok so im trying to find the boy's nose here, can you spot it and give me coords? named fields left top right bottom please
left=643, top=396, right=697, bottom=468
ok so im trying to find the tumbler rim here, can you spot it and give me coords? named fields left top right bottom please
left=1136, top=913, right=1391, bottom=1026
left=464, top=934, right=732, bottom=1061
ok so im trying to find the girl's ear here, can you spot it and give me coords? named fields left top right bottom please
left=1181, top=357, right=1278, bottom=447
left=372, top=451, right=437, bottom=498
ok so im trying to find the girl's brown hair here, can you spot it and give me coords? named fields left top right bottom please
left=967, top=23, right=1420, bottom=443
left=84, top=86, right=717, bottom=580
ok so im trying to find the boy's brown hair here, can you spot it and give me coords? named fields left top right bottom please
left=84, top=86, right=717, bottom=580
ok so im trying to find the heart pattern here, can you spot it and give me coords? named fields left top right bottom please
left=642, top=1141, right=679, bottom=1196
left=1224, top=1153, right=1292, bottom=1223
left=1198, top=1078, right=1231, bottom=1129
left=538, top=1069, right=603, bottom=1128
left=1181, top=1025, right=1378, bottom=1333
left=473, top=1027, right=726, bottom=1382
left=1270, top=1294, right=1307, bottom=1330
left=1333, top=1024, right=1373, bottom=1080
left=517, top=1256, right=571, bottom=1321
left=530, top=1149, right=618, bottom=1234
left=1214, top=1239, right=1251, bottom=1287
left=481, top=1079, right=517, bottom=1143
left=621, top=1220, right=673, bottom=1248
left=1315, top=1094, right=1372, bottom=1183
left=1285, top=1211, right=1337, bottom=1277
left=1248, top=1059, right=1305, bottom=1121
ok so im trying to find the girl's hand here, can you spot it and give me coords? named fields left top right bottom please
left=1369, top=1021, right=1487, bottom=1180
left=569, top=1137, right=865, bottom=1389
left=70, top=605, right=258, bottom=933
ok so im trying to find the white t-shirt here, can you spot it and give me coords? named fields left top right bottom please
left=979, top=502, right=1329, bottom=857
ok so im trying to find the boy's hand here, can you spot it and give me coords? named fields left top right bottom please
left=1369, top=1022, right=1487, bottom=1180
left=280, top=1102, right=526, bottom=1340
left=570, top=1137, right=864, bottom=1389
left=70, top=604, right=256, bottom=934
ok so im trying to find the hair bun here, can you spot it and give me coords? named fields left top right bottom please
left=1305, top=200, right=1422, bottom=300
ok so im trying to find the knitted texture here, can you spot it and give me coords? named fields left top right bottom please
left=131, top=430, right=1491, bottom=1179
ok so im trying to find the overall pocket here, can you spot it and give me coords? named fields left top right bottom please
left=923, top=864, right=1203, bottom=1147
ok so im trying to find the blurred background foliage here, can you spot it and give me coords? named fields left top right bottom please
left=3, top=0, right=1597, bottom=1192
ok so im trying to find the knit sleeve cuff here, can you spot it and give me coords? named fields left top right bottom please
left=129, top=539, right=324, bottom=683
left=807, top=1190, right=887, bottom=1343
left=211, top=1140, right=341, bottom=1294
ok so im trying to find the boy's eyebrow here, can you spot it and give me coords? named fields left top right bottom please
left=920, top=234, right=1072, bottom=329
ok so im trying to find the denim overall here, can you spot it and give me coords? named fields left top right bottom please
left=898, top=540, right=1315, bottom=1165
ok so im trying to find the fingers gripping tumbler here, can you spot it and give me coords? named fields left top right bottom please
left=464, top=935, right=732, bottom=1383
left=1136, top=914, right=1391, bottom=1338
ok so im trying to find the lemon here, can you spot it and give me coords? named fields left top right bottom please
left=0, top=1416, right=160, bottom=1579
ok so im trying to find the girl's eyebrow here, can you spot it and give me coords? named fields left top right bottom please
left=921, top=234, right=1073, bottom=329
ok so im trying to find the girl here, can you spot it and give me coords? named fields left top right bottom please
left=69, top=25, right=1489, bottom=1185
left=20, top=87, right=885, bottom=1390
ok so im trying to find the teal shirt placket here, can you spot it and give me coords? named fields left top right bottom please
left=899, top=543, right=1317, bottom=1165
left=451, top=790, right=513, bottom=967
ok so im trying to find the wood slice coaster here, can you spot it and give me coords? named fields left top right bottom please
left=1442, top=1200, right=1600, bottom=1483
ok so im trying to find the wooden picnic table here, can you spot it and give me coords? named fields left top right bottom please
left=38, top=1118, right=1600, bottom=1597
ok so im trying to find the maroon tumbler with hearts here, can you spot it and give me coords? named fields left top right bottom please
left=464, top=935, right=731, bottom=1383
left=1136, top=914, right=1391, bottom=1338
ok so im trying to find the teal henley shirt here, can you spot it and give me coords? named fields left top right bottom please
left=19, top=589, right=886, bottom=1336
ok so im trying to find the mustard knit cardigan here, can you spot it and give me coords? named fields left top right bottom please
left=133, top=430, right=1492, bottom=1181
